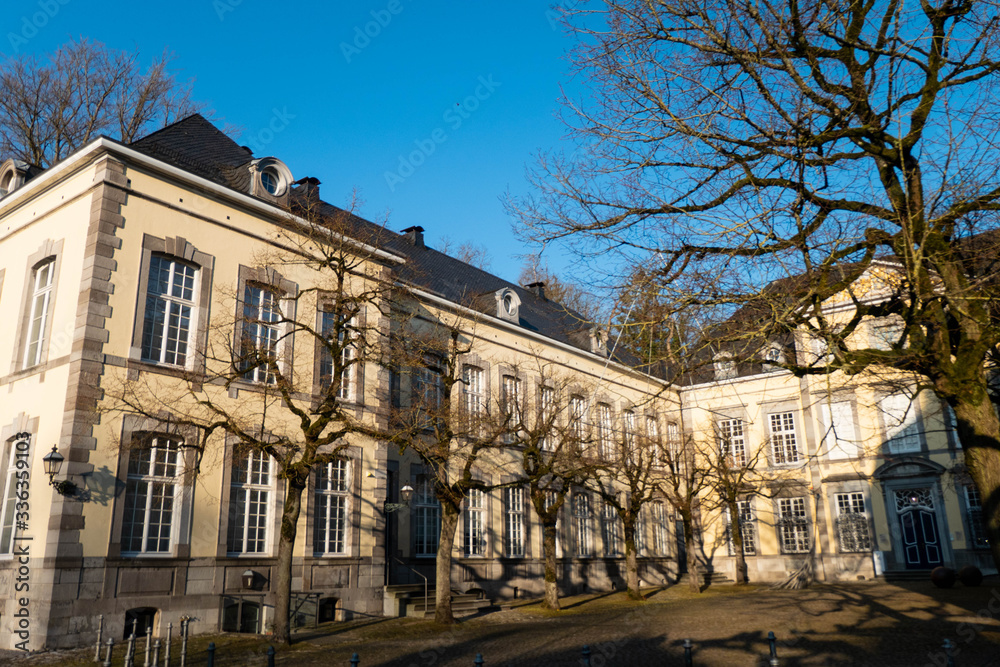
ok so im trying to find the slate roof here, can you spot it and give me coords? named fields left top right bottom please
left=127, top=115, right=625, bottom=365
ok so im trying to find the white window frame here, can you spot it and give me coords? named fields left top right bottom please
left=140, top=254, right=198, bottom=368
left=570, top=395, right=587, bottom=446
left=462, top=365, right=485, bottom=419
left=501, top=375, right=522, bottom=443
left=23, top=259, right=55, bottom=368
left=777, top=497, right=810, bottom=554
left=651, top=501, right=669, bottom=556
left=718, top=418, right=747, bottom=467
left=318, top=310, right=356, bottom=401
left=504, top=487, right=526, bottom=558
left=769, top=412, right=800, bottom=465
left=601, top=500, right=622, bottom=556
left=240, top=283, right=283, bottom=384
left=540, top=386, right=556, bottom=451
left=820, top=401, right=859, bottom=460
left=313, top=459, right=351, bottom=556
left=121, top=436, right=182, bottom=557
left=414, top=360, right=444, bottom=413
left=834, top=492, right=872, bottom=553
left=714, top=352, right=736, bottom=380
left=623, top=410, right=636, bottom=463
left=964, top=485, right=989, bottom=549
left=646, top=415, right=660, bottom=460
left=573, top=492, right=594, bottom=557
left=227, top=450, right=272, bottom=555
left=596, top=403, right=614, bottom=459
left=880, top=394, right=922, bottom=453
left=728, top=499, right=756, bottom=556
left=0, top=435, right=30, bottom=556
left=463, top=488, right=487, bottom=557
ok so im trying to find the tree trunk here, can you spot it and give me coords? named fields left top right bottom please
left=273, top=478, right=306, bottom=644
left=541, top=521, right=561, bottom=610
left=682, top=513, right=701, bottom=593
left=727, top=501, right=748, bottom=585
left=950, top=395, right=1000, bottom=573
left=434, top=502, right=460, bottom=624
left=623, top=518, right=642, bottom=599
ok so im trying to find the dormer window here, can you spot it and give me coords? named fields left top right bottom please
left=763, top=344, right=785, bottom=371
left=249, top=158, right=293, bottom=203
left=494, top=288, right=520, bottom=323
left=0, top=159, right=40, bottom=199
left=714, top=352, right=737, bottom=380
left=0, top=171, right=12, bottom=196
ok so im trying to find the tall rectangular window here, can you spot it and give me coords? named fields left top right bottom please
left=777, top=497, right=810, bottom=554
left=504, top=487, right=526, bottom=557
left=0, top=435, right=30, bottom=555
left=718, top=419, right=746, bottom=467
left=414, top=361, right=443, bottom=414
left=965, top=486, right=989, bottom=549
left=314, top=459, right=350, bottom=555
left=227, top=450, right=271, bottom=555
left=240, top=284, right=281, bottom=383
left=623, top=411, right=636, bottom=463
left=463, top=489, right=487, bottom=557
left=413, top=476, right=440, bottom=557
left=820, top=401, right=859, bottom=459
left=729, top=499, right=756, bottom=556
left=601, top=501, right=621, bottom=556
left=540, top=386, right=556, bottom=451
left=462, top=365, right=484, bottom=419
left=121, top=436, right=180, bottom=555
left=574, top=492, right=594, bottom=557
left=880, top=394, right=921, bottom=453
left=319, top=311, right=354, bottom=401
left=652, top=501, right=669, bottom=556
left=769, top=412, right=800, bottom=464
left=646, top=415, right=660, bottom=458
left=501, top=375, right=521, bottom=443
left=597, top=404, right=614, bottom=459
left=570, top=396, right=587, bottom=448
left=140, top=254, right=197, bottom=367
left=544, top=490, right=563, bottom=558
left=834, top=492, right=871, bottom=553
left=23, top=259, right=55, bottom=367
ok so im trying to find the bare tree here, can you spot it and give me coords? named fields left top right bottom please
left=518, top=254, right=603, bottom=322
left=511, top=0, right=1000, bottom=572
left=0, top=38, right=199, bottom=166
left=391, top=317, right=511, bottom=624
left=104, top=200, right=399, bottom=644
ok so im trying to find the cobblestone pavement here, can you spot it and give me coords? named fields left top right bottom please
left=5, top=580, right=1000, bottom=667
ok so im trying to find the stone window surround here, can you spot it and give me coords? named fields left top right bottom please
left=11, top=239, right=64, bottom=375
left=130, top=234, right=215, bottom=372
left=234, top=265, right=299, bottom=385
left=108, top=415, right=199, bottom=559
left=217, top=435, right=282, bottom=559
left=314, top=297, right=368, bottom=408
left=303, top=444, right=362, bottom=560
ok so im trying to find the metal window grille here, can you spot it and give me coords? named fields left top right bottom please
left=835, top=492, right=872, bottom=552
left=777, top=497, right=810, bottom=554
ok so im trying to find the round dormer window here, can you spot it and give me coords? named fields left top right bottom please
left=503, top=293, right=516, bottom=316
left=260, top=168, right=281, bottom=195
left=0, top=171, right=12, bottom=196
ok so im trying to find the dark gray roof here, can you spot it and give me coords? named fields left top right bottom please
left=127, top=115, right=628, bottom=362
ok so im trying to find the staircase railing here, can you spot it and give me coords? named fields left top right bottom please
left=392, top=556, right=429, bottom=613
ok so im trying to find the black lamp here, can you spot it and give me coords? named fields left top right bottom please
left=43, top=445, right=77, bottom=496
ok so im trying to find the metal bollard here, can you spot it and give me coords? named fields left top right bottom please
left=179, top=619, right=188, bottom=667
left=581, top=645, right=591, bottom=667
left=473, top=654, right=484, bottom=667
left=145, top=627, right=152, bottom=667
left=943, top=639, right=957, bottom=667
left=767, top=631, right=779, bottom=667
left=126, top=626, right=137, bottom=667
left=683, top=638, right=693, bottom=667
left=165, top=623, right=172, bottom=667
left=349, top=652, right=360, bottom=667
left=206, top=642, right=216, bottom=667
left=95, top=615, right=104, bottom=663
left=267, top=646, right=275, bottom=667
left=152, top=640, right=160, bottom=667
left=102, top=638, right=115, bottom=667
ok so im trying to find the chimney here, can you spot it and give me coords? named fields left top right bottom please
left=292, top=176, right=321, bottom=204
left=525, top=281, right=546, bottom=300
left=401, top=225, right=425, bottom=248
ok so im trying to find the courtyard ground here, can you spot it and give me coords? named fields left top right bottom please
left=5, top=579, right=1000, bottom=666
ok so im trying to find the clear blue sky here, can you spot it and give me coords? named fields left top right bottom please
left=2, top=0, right=587, bottom=284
